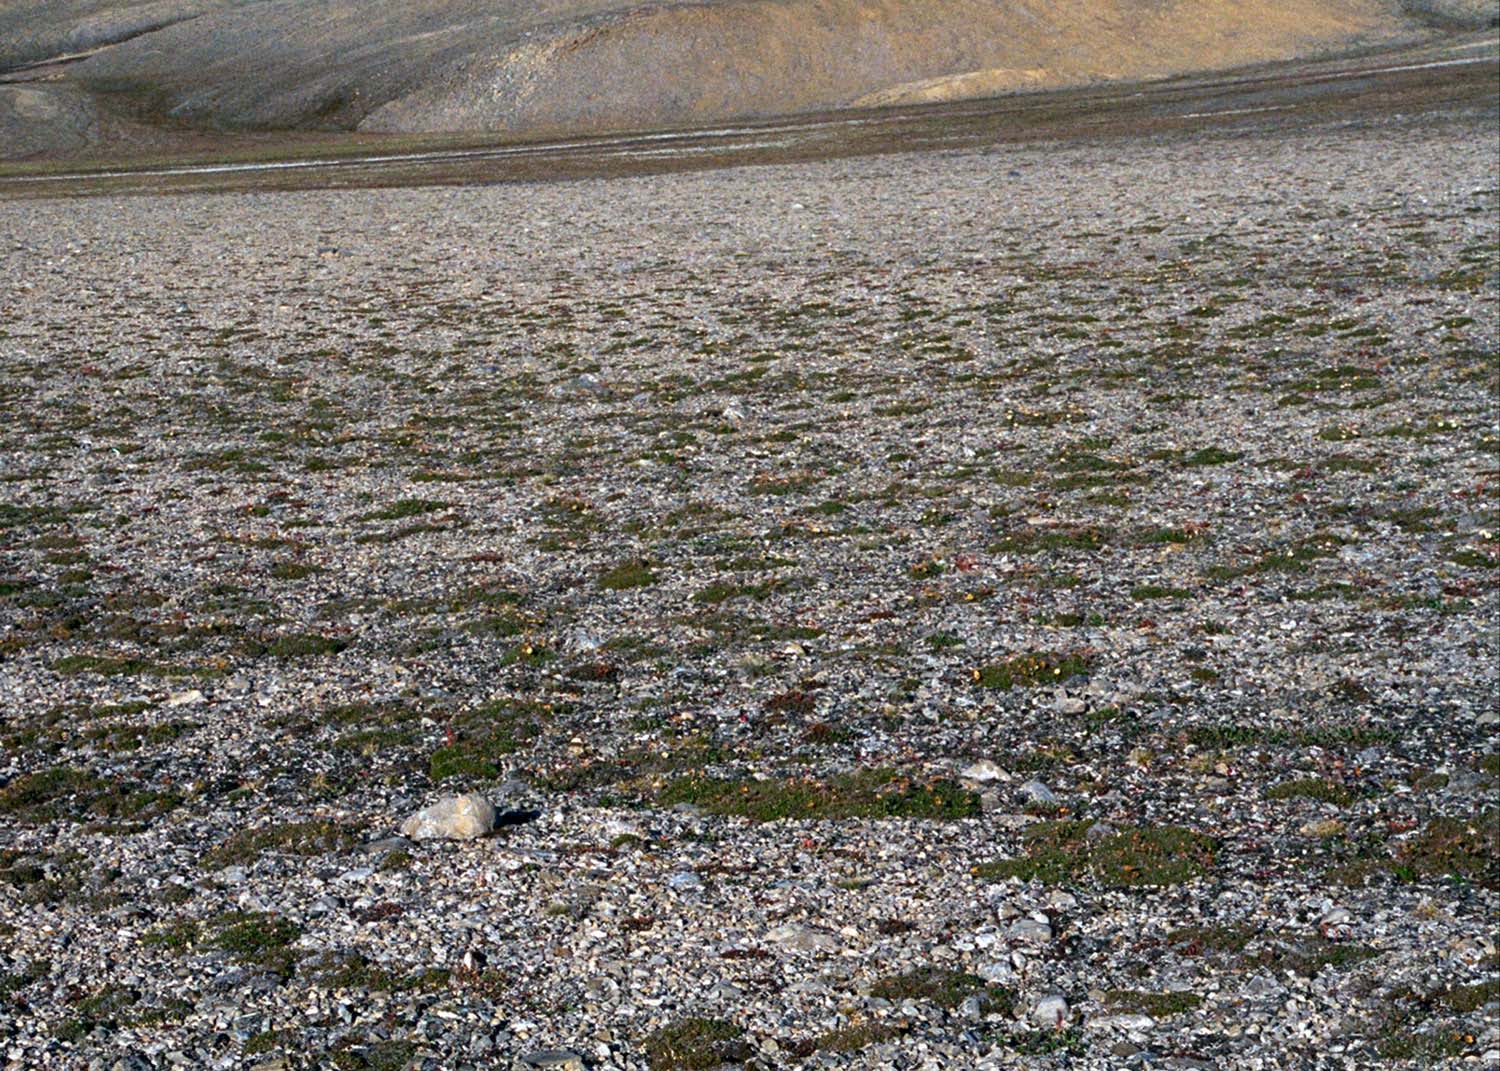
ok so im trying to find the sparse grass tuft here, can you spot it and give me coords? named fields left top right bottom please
left=642, top=1017, right=749, bottom=1070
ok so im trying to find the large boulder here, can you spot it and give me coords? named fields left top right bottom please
left=400, top=793, right=497, bottom=841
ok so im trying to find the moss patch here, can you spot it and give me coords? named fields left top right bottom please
left=870, top=967, right=1005, bottom=1009
left=656, top=769, right=979, bottom=821
left=974, top=651, right=1093, bottom=689
left=201, top=819, right=361, bottom=869
left=977, top=820, right=1215, bottom=887
left=642, top=1017, right=750, bottom=1070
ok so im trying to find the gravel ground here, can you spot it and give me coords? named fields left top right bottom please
left=0, top=104, right=1496, bottom=1071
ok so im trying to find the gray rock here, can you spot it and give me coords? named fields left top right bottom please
left=765, top=923, right=839, bottom=952
left=357, top=835, right=416, bottom=856
left=976, top=958, right=1017, bottom=986
left=1030, top=992, right=1070, bottom=1028
left=1018, top=779, right=1058, bottom=806
left=516, top=1051, right=587, bottom=1071
left=1090, top=1013, right=1155, bottom=1032
left=400, top=793, right=497, bottom=840
left=960, top=759, right=1007, bottom=783
left=1318, top=906, right=1352, bottom=928
left=1007, top=917, right=1054, bottom=945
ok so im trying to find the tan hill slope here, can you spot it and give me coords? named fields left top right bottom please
left=1, top=0, right=1494, bottom=157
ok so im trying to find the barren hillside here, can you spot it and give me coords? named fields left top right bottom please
left=1, top=0, right=1494, bottom=158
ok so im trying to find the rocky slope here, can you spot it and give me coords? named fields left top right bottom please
left=1, top=0, right=1495, bottom=158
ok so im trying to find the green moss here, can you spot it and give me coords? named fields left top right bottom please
left=210, top=912, right=303, bottom=974
left=810, top=1022, right=899, bottom=1053
left=268, top=561, right=319, bottom=580
left=1186, top=724, right=1394, bottom=750
left=0, top=766, right=180, bottom=825
left=0, top=959, right=49, bottom=1000
left=1394, top=812, right=1499, bottom=888
left=870, top=967, right=1003, bottom=1009
left=1267, top=778, right=1356, bottom=807
left=991, top=1026, right=1087, bottom=1056
left=694, top=579, right=779, bottom=604
left=1166, top=924, right=1255, bottom=954
left=599, top=560, right=658, bottom=590
left=1182, top=447, right=1242, bottom=466
left=990, top=525, right=1111, bottom=554
left=58, top=981, right=137, bottom=1040
left=309, top=951, right=450, bottom=993
left=244, top=1029, right=298, bottom=1056
left=1377, top=1030, right=1469, bottom=1062
left=642, top=1017, right=749, bottom=1070
left=363, top=499, right=449, bottom=521
left=975, top=651, right=1093, bottom=689
left=1103, top=989, right=1203, bottom=1017
left=378, top=848, right=412, bottom=871
left=143, top=918, right=202, bottom=952
left=260, top=632, right=349, bottom=658
left=429, top=700, right=546, bottom=781
left=328, top=1040, right=419, bottom=1071
left=500, top=640, right=554, bottom=667
left=148, top=911, right=303, bottom=976
left=127, top=998, right=192, bottom=1027
left=1130, top=584, right=1192, bottom=600
left=51, top=654, right=213, bottom=678
left=201, top=819, right=360, bottom=869
left=1440, top=980, right=1499, bottom=1013
left=977, top=821, right=1215, bottom=887
left=656, top=769, right=979, bottom=822
left=1245, top=938, right=1378, bottom=976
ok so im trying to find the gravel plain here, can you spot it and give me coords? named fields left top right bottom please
left=0, top=101, right=1497, bottom=1071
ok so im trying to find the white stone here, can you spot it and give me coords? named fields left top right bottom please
left=1007, top=918, right=1054, bottom=945
left=400, top=793, right=497, bottom=841
left=1088, top=1013, right=1156, bottom=1032
left=961, top=760, right=1008, bottom=783
left=1318, top=906, right=1352, bottom=928
left=976, top=959, right=1017, bottom=986
left=1031, top=992, right=1071, bottom=1028
left=765, top=923, right=839, bottom=952
left=1019, top=779, right=1058, bottom=806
